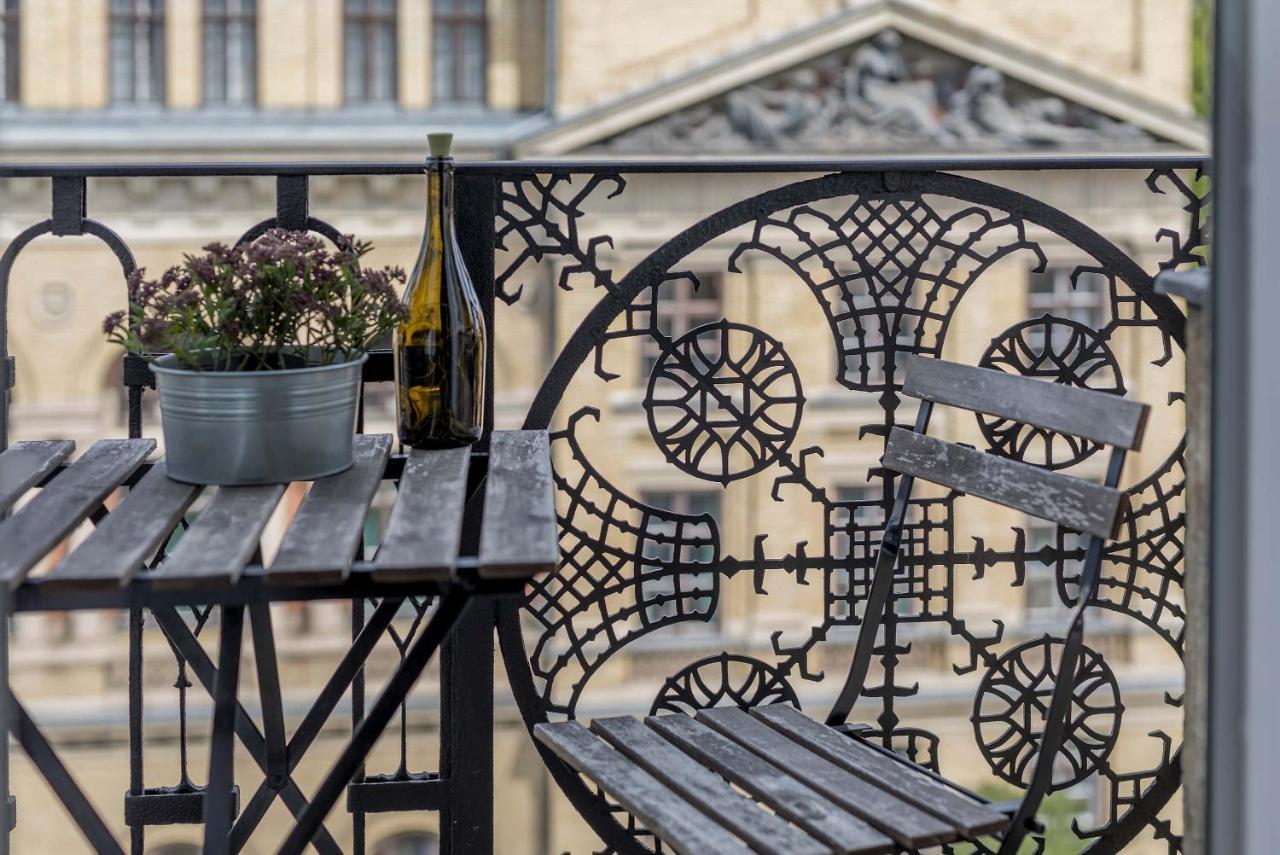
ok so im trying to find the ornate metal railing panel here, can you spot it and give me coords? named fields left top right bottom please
left=0, top=155, right=1206, bottom=854
left=489, top=157, right=1206, bottom=855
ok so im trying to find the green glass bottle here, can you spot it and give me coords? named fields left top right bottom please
left=394, top=132, right=487, bottom=448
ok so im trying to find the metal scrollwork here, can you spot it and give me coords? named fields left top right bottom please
left=650, top=653, right=800, bottom=717
left=645, top=320, right=804, bottom=484
left=978, top=315, right=1126, bottom=469
left=494, top=167, right=1191, bottom=854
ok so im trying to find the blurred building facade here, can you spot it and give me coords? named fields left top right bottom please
left=0, top=1, right=1204, bottom=853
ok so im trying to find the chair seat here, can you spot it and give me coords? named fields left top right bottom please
left=534, top=703, right=1008, bottom=855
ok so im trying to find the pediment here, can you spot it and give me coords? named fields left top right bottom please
left=594, top=33, right=1159, bottom=154
left=516, top=2, right=1206, bottom=157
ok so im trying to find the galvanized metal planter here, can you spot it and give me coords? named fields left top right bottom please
left=151, top=350, right=366, bottom=485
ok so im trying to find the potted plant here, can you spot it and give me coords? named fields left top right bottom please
left=104, top=229, right=406, bottom=485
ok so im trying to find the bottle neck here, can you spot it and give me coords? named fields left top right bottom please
left=426, top=156, right=455, bottom=241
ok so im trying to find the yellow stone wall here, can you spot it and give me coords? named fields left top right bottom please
left=0, top=3, right=1196, bottom=853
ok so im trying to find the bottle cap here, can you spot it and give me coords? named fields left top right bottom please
left=427, top=132, right=454, bottom=157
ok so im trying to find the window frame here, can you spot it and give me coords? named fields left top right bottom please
left=1022, top=515, right=1080, bottom=620
left=0, top=0, right=18, bottom=105
left=109, top=0, right=166, bottom=105
left=202, top=0, right=258, bottom=106
left=344, top=0, right=399, bottom=105
left=432, top=0, right=487, bottom=105
left=640, top=273, right=724, bottom=380
left=1027, top=266, right=1108, bottom=328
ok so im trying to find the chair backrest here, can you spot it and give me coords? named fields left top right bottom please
left=828, top=354, right=1149, bottom=725
left=886, top=353, right=1149, bottom=539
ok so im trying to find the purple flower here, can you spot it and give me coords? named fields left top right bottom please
left=104, top=229, right=405, bottom=370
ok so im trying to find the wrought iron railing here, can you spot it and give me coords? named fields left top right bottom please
left=0, top=153, right=1207, bottom=854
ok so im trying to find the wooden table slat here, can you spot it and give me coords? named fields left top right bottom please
left=752, top=704, right=1008, bottom=836
left=697, top=707, right=959, bottom=849
left=647, top=714, right=893, bottom=855
left=151, top=484, right=285, bottom=588
left=372, top=446, right=470, bottom=582
left=268, top=434, right=393, bottom=584
left=479, top=431, right=558, bottom=578
left=591, top=716, right=832, bottom=855
left=535, top=721, right=753, bottom=855
left=0, top=440, right=75, bottom=514
left=43, top=462, right=201, bottom=590
left=0, top=439, right=155, bottom=590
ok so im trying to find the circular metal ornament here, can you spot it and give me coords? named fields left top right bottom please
left=645, top=320, right=804, bottom=485
left=973, top=636, right=1123, bottom=791
left=978, top=315, right=1126, bottom=470
left=650, top=652, right=801, bottom=716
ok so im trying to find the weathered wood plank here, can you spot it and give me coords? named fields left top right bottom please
left=268, top=434, right=393, bottom=584
left=647, top=714, right=893, bottom=855
left=752, top=704, right=1007, bottom=836
left=591, top=716, right=832, bottom=855
left=479, top=431, right=558, bottom=579
left=900, top=353, right=1150, bottom=450
left=372, top=446, right=470, bottom=582
left=696, top=707, right=957, bottom=849
left=150, top=484, right=285, bottom=588
left=884, top=427, right=1124, bottom=538
left=0, top=440, right=75, bottom=514
left=43, top=462, right=201, bottom=590
left=0, top=439, right=155, bottom=589
left=534, top=721, right=752, bottom=855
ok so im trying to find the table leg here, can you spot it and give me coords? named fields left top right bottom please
left=203, top=604, right=244, bottom=854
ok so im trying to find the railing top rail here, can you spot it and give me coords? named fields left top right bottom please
left=0, top=153, right=1209, bottom=179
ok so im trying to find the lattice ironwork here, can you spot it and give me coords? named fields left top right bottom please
left=496, top=166, right=1200, bottom=855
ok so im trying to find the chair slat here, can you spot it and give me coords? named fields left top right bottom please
left=151, top=485, right=285, bottom=588
left=752, top=704, right=1007, bottom=836
left=591, top=716, right=832, bottom=855
left=479, top=431, right=558, bottom=578
left=900, top=354, right=1149, bottom=450
left=0, top=440, right=75, bottom=513
left=647, top=714, right=893, bottom=854
left=268, top=434, right=393, bottom=584
left=885, top=427, right=1124, bottom=539
left=0, top=439, right=155, bottom=590
left=372, top=446, right=470, bottom=582
left=43, top=462, right=200, bottom=590
left=697, top=707, right=957, bottom=849
left=535, top=721, right=753, bottom=855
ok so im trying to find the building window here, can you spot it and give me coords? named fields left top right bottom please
left=0, top=0, right=18, bottom=105
left=639, top=490, right=719, bottom=631
left=374, top=831, right=440, bottom=855
left=432, top=0, right=486, bottom=104
left=1024, top=517, right=1081, bottom=619
left=641, top=274, right=723, bottom=380
left=203, top=0, right=256, bottom=105
left=1028, top=267, right=1107, bottom=332
left=110, top=0, right=166, bottom=104
left=344, top=0, right=398, bottom=104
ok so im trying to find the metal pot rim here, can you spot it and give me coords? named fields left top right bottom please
left=150, top=349, right=368, bottom=378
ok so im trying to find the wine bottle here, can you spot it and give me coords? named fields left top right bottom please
left=394, top=132, right=487, bottom=448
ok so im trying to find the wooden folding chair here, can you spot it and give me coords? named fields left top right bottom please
left=534, top=353, right=1150, bottom=854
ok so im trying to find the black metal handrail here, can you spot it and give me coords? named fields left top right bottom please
left=0, top=153, right=1208, bottom=178
left=0, top=154, right=1207, bottom=855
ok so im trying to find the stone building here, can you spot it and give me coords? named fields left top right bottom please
left=0, top=1, right=1205, bottom=853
